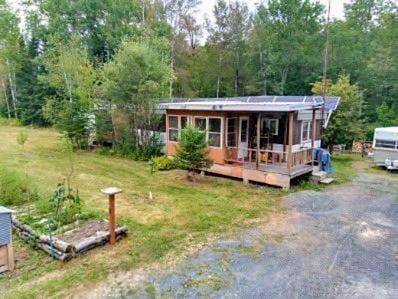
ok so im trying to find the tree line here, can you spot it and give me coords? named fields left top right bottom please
left=0, top=0, right=397, bottom=150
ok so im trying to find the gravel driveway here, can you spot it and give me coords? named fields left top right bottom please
left=103, top=172, right=398, bottom=298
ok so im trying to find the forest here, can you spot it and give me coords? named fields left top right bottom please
left=0, top=0, right=397, bottom=150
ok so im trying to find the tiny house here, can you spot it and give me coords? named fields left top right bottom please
left=0, top=206, right=14, bottom=273
left=372, top=127, right=398, bottom=170
left=158, top=96, right=339, bottom=188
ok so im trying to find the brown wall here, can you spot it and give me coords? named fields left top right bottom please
left=165, top=109, right=323, bottom=165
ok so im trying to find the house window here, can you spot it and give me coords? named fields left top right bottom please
left=301, top=121, right=311, bottom=142
left=261, top=118, right=279, bottom=135
left=169, top=116, right=179, bottom=141
left=226, top=118, right=237, bottom=147
left=195, top=117, right=206, bottom=131
left=168, top=115, right=191, bottom=142
left=209, top=118, right=221, bottom=147
left=181, top=116, right=190, bottom=129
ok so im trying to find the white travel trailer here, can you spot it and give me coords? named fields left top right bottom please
left=372, top=127, right=398, bottom=170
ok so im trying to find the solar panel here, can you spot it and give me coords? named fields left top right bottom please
left=324, top=97, right=340, bottom=111
left=158, top=95, right=340, bottom=111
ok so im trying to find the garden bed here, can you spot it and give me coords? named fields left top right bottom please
left=11, top=206, right=128, bottom=261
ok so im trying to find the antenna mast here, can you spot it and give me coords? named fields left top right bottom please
left=321, top=0, right=331, bottom=130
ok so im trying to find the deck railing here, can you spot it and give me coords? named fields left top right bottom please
left=225, top=147, right=313, bottom=174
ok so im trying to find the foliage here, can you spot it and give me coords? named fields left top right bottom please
left=98, top=38, right=170, bottom=156
left=312, top=74, right=365, bottom=148
left=113, top=130, right=164, bottom=161
left=174, top=126, right=213, bottom=180
left=40, top=36, right=95, bottom=148
left=16, top=130, right=28, bottom=147
left=0, top=165, right=39, bottom=206
left=0, top=0, right=397, bottom=152
left=49, top=180, right=81, bottom=226
left=150, top=155, right=175, bottom=173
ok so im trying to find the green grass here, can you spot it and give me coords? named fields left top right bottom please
left=0, top=125, right=385, bottom=298
left=0, top=125, right=283, bottom=298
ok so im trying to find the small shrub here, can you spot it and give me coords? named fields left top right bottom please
left=174, top=126, right=213, bottom=181
left=150, top=155, right=175, bottom=172
left=49, top=181, right=82, bottom=226
left=17, top=130, right=29, bottom=147
left=0, top=166, right=39, bottom=206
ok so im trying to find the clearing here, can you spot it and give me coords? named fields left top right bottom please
left=0, top=125, right=284, bottom=298
left=0, top=125, right=383, bottom=298
left=91, top=170, right=398, bottom=298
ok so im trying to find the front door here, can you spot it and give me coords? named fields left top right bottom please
left=238, top=117, right=249, bottom=159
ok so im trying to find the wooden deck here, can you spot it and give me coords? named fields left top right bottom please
left=243, top=162, right=313, bottom=177
left=205, top=162, right=313, bottom=189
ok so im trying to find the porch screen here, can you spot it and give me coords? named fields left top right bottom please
left=209, top=118, right=221, bottom=147
left=168, top=116, right=178, bottom=141
left=227, top=118, right=237, bottom=147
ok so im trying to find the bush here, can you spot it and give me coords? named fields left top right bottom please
left=114, top=130, right=164, bottom=161
left=0, top=117, right=22, bottom=127
left=174, top=126, right=213, bottom=181
left=0, top=166, right=40, bottom=206
left=150, top=155, right=175, bottom=172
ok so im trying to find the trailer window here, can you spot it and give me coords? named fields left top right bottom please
left=375, top=139, right=397, bottom=149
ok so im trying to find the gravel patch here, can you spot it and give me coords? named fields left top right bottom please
left=99, top=173, right=398, bottom=298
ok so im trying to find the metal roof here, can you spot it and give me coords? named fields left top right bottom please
left=157, top=96, right=340, bottom=112
left=375, top=127, right=398, bottom=133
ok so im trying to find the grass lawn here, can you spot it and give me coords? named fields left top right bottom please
left=0, top=125, right=376, bottom=298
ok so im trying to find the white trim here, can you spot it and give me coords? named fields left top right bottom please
left=208, top=117, right=223, bottom=148
left=160, top=102, right=320, bottom=112
left=261, top=118, right=279, bottom=136
left=193, top=116, right=223, bottom=149
left=301, top=120, right=312, bottom=143
left=168, top=115, right=191, bottom=142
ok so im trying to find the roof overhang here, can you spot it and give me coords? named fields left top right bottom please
left=158, top=102, right=321, bottom=112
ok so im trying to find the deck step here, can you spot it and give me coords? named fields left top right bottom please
left=320, top=178, right=334, bottom=184
left=310, top=171, right=328, bottom=182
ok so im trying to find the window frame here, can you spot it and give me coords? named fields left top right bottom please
left=301, top=120, right=312, bottom=143
left=208, top=117, right=222, bottom=148
left=193, top=116, right=223, bottom=149
left=261, top=118, right=279, bottom=136
left=168, top=115, right=191, bottom=142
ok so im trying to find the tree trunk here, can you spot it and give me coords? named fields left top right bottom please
left=6, top=60, right=17, bottom=119
left=1, top=79, right=11, bottom=119
left=280, top=67, right=289, bottom=96
left=63, top=70, right=73, bottom=103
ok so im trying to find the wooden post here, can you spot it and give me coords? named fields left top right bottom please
left=287, top=111, right=294, bottom=174
left=256, top=113, right=261, bottom=169
left=311, top=109, right=316, bottom=165
left=101, top=187, right=123, bottom=246
left=109, top=194, right=116, bottom=245
left=311, top=109, right=316, bottom=149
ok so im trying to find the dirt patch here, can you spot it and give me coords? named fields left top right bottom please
left=58, top=220, right=109, bottom=244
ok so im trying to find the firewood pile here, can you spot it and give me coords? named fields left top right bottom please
left=352, top=141, right=373, bottom=153
left=12, top=216, right=128, bottom=261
